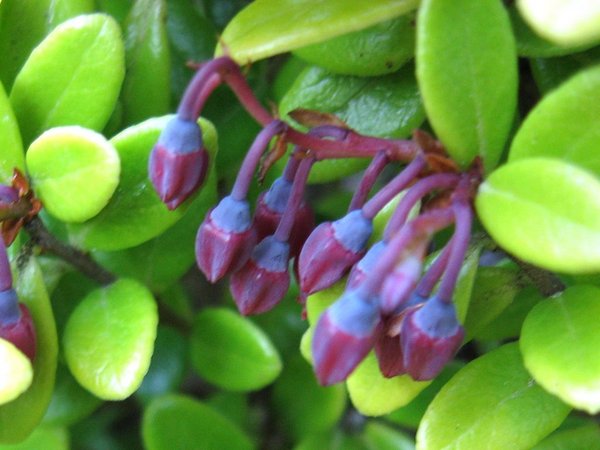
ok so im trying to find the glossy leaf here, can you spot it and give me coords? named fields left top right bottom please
left=510, top=64, right=600, bottom=176
left=520, top=285, right=600, bottom=414
left=63, top=278, right=158, bottom=400
left=417, top=343, right=570, bottom=450
left=0, top=426, right=68, bottom=450
left=280, top=64, right=424, bottom=183
left=217, top=0, right=419, bottom=64
left=0, top=81, right=24, bottom=183
left=532, top=424, right=600, bottom=450
left=136, top=325, right=187, bottom=404
left=0, top=339, right=33, bottom=406
left=0, top=258, right=58, bottom=444
left=452, top=243, right=481, bottom=323
left=347, top=352, right=430, bottom=417
left=363, top=422, right=416, bottom=450
left=26, top=126, right=120, bottom=223
left=294, top=15, right=415, bottom=76
left=45, top=0, right=95, bottom=31
left=189, top=308, right=281, bottom=392
left=42, top=363, right=102, bottom=427
left=272, top=355, right=346, bottom=440
left=463, top=266, right=522, bottom=340
left=417, top=0, right=517, bottom=171
left=142, top=394, right=253, bottom=450
left=68, top=116, right=216, bottom=251
left=122, top=0, right=170, bottom=125
left=476, top=158, right=600, bottom=273
left=518, top=0, right=600, bottom=47
left=10, top=14, right=125, bottom=145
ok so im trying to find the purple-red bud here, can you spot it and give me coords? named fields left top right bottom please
left=298, top=210, right=372, bottom=295
left=253, top=178, right=315, bottom=257
left=312, top=289, right=380, bottom=385
left=149, top=116, right=209, bottom=210
left=374, top=330, right=405, bottom=378
left=347, top=241, right=387, bottom=290
left=195, top=196, right=256, bottom=282
left=380, top=253, right=423, bottom=315
left=0, top=290, right=36, bottom=362
left=401, top=296, right=464, bottom=381
left=230, top=236, right=290, bottom=315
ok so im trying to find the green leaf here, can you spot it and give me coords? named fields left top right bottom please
left=279, top=63, right=425, bottom=183
left=294, top=430, right=369, bottom=450
left=363, top=422, right=416, bottom=450
left=142, top=394, right=254, bottom=450
left=0, top=426, right=68, bottom=450
left=416, top=343, right=570, bottom=450
left=45, top=0, right=95, bottom=31
left=347, top=352, right=430, bottom=417
left=464, top=266, right=522, bottom=340
left=532, top=424, right=600, bottom=450
left=293, top=15, right=415, bottom=77
left=520, top=285, right=600, bottom=414
left=417, top=0, right=517, bottom=171
left=26, top=126, right=121, bottom=223
left=517, top=0, right=600, bottom=47
left=0, top=258, right=58, bottom=444
left=272, top=355, right=346, bottom=440
left=189, top=308, right=281, bottom=392
left=452, top=242, right=482, bottom=324
left=9, top=14, right=125, bottom=145
left=67, top=116, right=216, bottom=251
left=122, top=0, right=170, bottom=125
left=136, top=325, right=187, bottom=404
left=42, top=363, right=102, bottom=427
left=216, top=0, right=419, bottom=64
left=63, top=278, right=158, bottom=400
left=0, top=339, right=33, bottom=406
left=476, top=158, right=600, bottom=274
left=0, top=81, right=24, bottom=184
left=510, top=64, right=600, bottom=176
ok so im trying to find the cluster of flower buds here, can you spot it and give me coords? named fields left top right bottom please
left=148, top=56, right=481, bottom=385
left=0, top=185, right=37, bottom=362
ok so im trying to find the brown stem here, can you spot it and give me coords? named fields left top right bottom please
left=510, top=257, right=565, bottom=297
left=24, top=216, right=116, bottom=285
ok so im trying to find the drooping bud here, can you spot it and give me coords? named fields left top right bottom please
left=312, top=289, right=380, bottom=385
left=230, top=236, right=290, bottom=315
left=347, top=241, right=387, bottom=289
left=195, top=196, right=256, bottom=282
left=253, top=177, right=315, bottom=257
left=380, top=252, right=424, bottom=315
left=149, top=116, right=209, bottom=210
left=374, top=331, right=405, bottom=378
left=0, top=290, right=36, bottom=362
left=298, top=210, right=372, bottom=295
left=401, top=295, right=464, bottom=381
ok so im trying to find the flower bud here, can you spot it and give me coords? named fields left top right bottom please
left=230, top=236, right=290, bottom=315
left=347, top=241, right=387, bottom=289
left=380, top=253, right=423, bottom=315
left=298, top=210, right=372, bottom=295
left=149, top=116, right=209, bottom=210
left=253, top=178, right=315, bottom=257
left=312, top=289, right=380, bottom=385
left=195, top=196, right=256, bottom=282
left=374, top=331, right=405, bottom=378
left=0, top=289, right=36, bottom=362
left=401, top=295, right=464, bottom=381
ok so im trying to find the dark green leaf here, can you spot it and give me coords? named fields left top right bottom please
left=532, top=424, right=600, bottom=450
left=0, top=81, right=24, bottom=184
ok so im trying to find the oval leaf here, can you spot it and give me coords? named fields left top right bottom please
left=293, top=15, right=415, bottom=77
left=510, top=64, right=600, bottom=176
left=9, top=13, right=125, bottom=144
left=280, top=64, right=424, bottom=183
left=0, top=81, right=24, bottom=183
left=417, top=0, right=517, bottom=171
left=0, top=339, right=33, bottom=406
left=189, top=308, right=281, bottom=392
left=417, top=343, right=570, bottom=450
left=0, top=426, right=69, bottom=450
left=217, top=0, right=419, bottom=64
left=26, top=126, right=120, bottom=223
left=476, top=158, right=600, bottom=273
left=0, top=258, right=58, bottom=444
left=520, top=285, right=600, bottom=414
left=518, top=0, right=600, bottom=47
left=347, top=352, right=430, bottom=417
left=532, top=424, right=600, bottom=450
left=63, top=278, right=158, bottom=400
left=67, top=116, right=216, bottom=251
left=122, top=0, right=170, bottom=125
left=142, top=394, right=253, bottom=450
